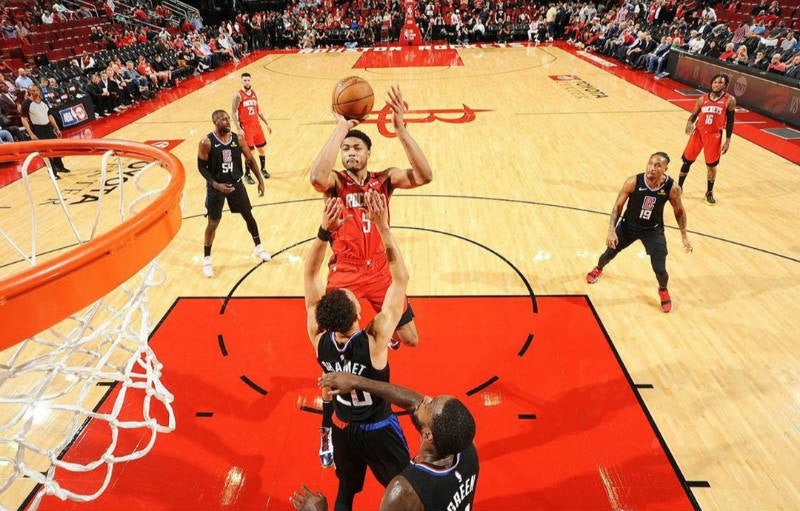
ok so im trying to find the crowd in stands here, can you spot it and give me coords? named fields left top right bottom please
left=1, top=0, right=798, bottom=142
left=565, top=0, right=800, bottom=79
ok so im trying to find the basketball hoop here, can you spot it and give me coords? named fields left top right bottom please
left=0, top=139, right=184, bottom=510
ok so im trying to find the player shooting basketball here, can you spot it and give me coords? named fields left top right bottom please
left=308, top=84, right=433, bottom=468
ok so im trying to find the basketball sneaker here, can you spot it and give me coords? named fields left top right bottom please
left=253, top=245, right=272, bottom=262
left=319, top=427, right=334, bottom=468
left=389, top=337, right=401, bottom=350
left=202, top=256, right=213, bottom=278
left=244, top=173, right=255, bottom=185
left=658, top=288, right=672, bottom=313
left=261, top=169, right=270, bottom=179
left=586, top=267, right=603, bottom=284
left=705, top=191, right=716, bottom=205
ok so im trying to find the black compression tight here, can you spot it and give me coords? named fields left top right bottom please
left=240, top=210, right=260, bottom=240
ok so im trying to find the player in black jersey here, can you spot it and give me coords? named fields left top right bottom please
left=197, top=109, right=271, bottom=278
left=291, top=372, right=478, bottom=511
left=586, top=152, right=693, bottom=312
left=303, top=192, right=411, bottom=511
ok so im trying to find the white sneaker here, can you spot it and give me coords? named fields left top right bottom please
left=253, top=245, right=271, bottom=262
left=202, top=256, right=213, bottom=278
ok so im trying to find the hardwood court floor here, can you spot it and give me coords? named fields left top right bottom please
left=2, top=44, right=800, bottom=510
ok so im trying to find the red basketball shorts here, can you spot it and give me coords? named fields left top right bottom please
left=241, top=123, right=266, bottom=148
left=327, top=256, right=406, bottom=313
left=682, top=129, right=722, bottom=165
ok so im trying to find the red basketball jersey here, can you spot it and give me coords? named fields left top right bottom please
left=331, top=171, right=393, bottom=261
left=237, top=89, right=260, bottom=127
left=696, top=92, right=729, bottom=134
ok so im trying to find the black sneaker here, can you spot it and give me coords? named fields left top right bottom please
left=59, top=167, right=71, bottom=173
left=261, top=169, right=270, bottom=179
left=705, top=191, right=716, bottom=205
left=244, top=173, right=255, bottom=185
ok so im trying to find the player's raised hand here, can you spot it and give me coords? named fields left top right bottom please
left=364, top=190, right=389, bottom=231
left=332, top=108, right=360, bottom=129
left=318, top=372, right=360, bottom=395
left=386, top=84, right=406, bottom=132
left=321, top=197, right=351, bottom=232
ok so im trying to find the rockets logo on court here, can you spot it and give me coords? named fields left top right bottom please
left=355, top=103, right=491, bottom=138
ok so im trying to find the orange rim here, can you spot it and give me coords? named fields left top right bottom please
left=0, top=139, right=185, bottom=349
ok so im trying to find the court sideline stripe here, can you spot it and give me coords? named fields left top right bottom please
left=584, top=295, right=703, bottom=510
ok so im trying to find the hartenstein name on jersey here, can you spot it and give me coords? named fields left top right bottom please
left=700, top=105, right=723, bottom=115
left=320, top=359, right=367, bottom=375
left=446, top=474, right=477, bottom=511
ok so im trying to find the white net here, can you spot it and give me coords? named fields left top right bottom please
left=0, top=144, right=179, bottom=510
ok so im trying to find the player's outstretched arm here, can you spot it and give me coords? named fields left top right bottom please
left=386, top=85, right=433, bottom=189
left=364, top=191, right=409, bottom=361
left=318, top=372, right=425, bottom=411
left=304, top=198, right=349, bottom=347
left=309, top=112, right=358, bottom=193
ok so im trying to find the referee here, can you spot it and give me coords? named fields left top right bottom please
left=20, top=84, right=69, bottom=178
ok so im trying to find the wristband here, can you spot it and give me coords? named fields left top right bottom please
left=317, top=226, right=332, bottom=242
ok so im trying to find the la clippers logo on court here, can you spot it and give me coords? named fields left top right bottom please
left=59, top=104, right=88, bottom=127
left=356, top=103, right=491, bottom=138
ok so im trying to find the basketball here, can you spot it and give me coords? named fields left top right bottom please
left=332, top=76, right=374, bottom=120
